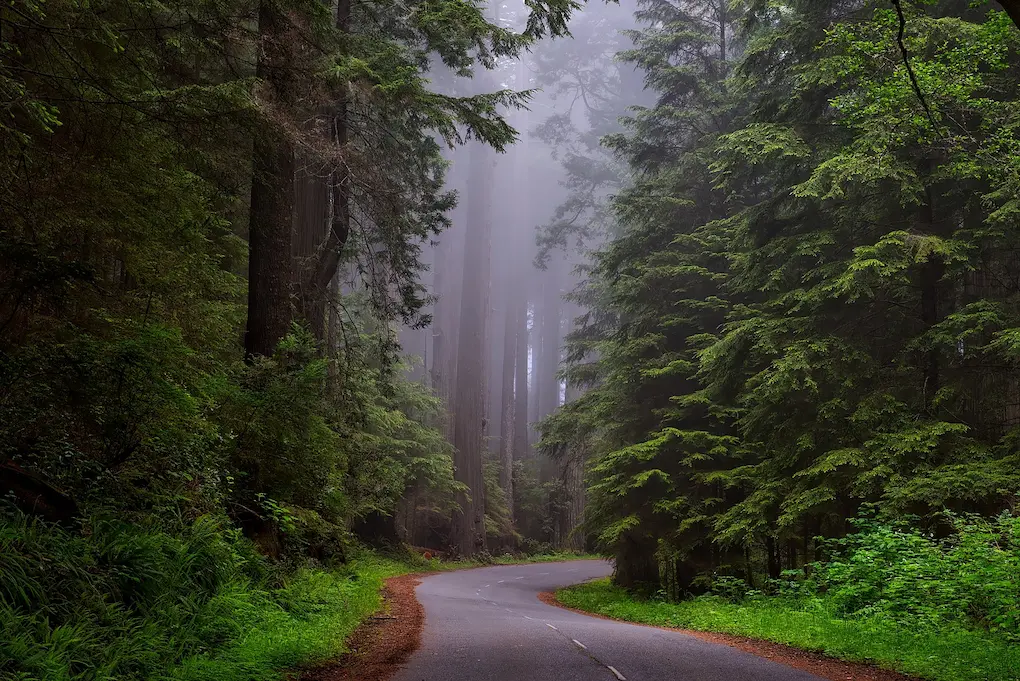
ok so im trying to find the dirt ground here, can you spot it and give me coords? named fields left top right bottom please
left=301, top=573, right=429, bottom=681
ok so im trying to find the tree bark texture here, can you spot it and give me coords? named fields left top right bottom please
left=294, top=146, right=330, bottom=339
left=245, top=1, right=296, bottom=359
left=450, top=140, right=493, bottom=556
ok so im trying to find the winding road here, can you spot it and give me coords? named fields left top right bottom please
left=392, top=559, right=825, bottom=681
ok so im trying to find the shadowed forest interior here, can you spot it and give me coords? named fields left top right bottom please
left=4, top=0, right=1020, bottom=679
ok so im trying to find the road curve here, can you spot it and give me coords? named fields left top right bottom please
left=392, top=559, right=825, bottom=681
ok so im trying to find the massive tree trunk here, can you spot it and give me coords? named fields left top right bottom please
left=450, top=140, right=493, bottom=556
left=294, top=146, right=330, bottom=339
left=245, top=1, right=295, bottom=358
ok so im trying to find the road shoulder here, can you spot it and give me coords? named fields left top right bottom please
left=539, top=591, right=918, bottom=681
left=302, top=572, right=429, bottom=681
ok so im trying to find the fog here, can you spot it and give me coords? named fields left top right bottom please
left=394, top=0, right=651, bottom=549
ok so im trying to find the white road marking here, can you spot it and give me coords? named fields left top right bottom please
left=483, top=584, right=489, bottom=588
left=607, top=666, right=626, bottom=681
left=546, top=623, right=558, bottom=631
left=523, top=615, right=533, bottom=620
left=572, top=639, right=587, bottom=650
left=498, top=580, right=505, bottom=583
left=515, top=576, right=525, bottom=580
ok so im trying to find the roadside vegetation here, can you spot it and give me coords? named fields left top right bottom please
left=1, top=509, right=591, bottom=681
left=558, top=514, right=1020, bottom=681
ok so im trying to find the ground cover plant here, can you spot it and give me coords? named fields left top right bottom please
left=557, top=514, right=1020, bottom=681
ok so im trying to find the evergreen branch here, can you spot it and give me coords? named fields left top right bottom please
left=890, top=0, right=941, bottom=134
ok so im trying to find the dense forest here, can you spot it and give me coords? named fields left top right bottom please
left=548, top=0, right=1020, bottom=599
left=4, top=0, right=1020, bottom=678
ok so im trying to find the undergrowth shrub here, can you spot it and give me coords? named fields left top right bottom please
left=809, top=513, right=1020, bottom=639
left=1, top=510, right=275, bottom=680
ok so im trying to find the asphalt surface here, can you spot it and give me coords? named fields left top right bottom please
left=392, top=559, right=825, bottom=681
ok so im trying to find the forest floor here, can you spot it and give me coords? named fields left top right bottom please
left=552, top=579, right=1020, bottom=681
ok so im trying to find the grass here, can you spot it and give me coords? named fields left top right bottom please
left=166, top=550, right=598, bottom=680
left=1, top=509, right=597, bottom=681
left=166, top=555, right=413, bottom=681
left=556, top=579, right=1020, bottom=681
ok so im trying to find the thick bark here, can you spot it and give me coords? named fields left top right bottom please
left=450, top=140, right=493, bottom=556
left=294, top=148, right=330, bottom=339
left=559, top=451, right=585, bottom=551
left=245, top=1, right=295, bottom=359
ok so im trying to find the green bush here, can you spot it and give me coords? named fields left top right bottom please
left=0, top=511, right=408, bottom=681
left=814, top=514, right=1020, bottom=639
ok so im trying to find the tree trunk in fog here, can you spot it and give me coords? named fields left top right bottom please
left=294, top=146, right=330, bottom=339
left=302, top=0, right=351, bottom=318
left=498, top=283, right=517, bottom=521
left=557, top=303, right=584, bottom=550
left=245, top=1, right=295, bottom=358
left=450, top=140, right=492, bottom=555
left=514, top=293, right=530, bottom=460
left=560, top=450, right=585, bottom=551
left=537, top=260, right=562, bottom=422
left=431, top=147, right=465, bottom=443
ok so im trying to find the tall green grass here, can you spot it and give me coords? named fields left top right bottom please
left=1, top=510, right=598, bottom=681
left=557, top=579, right=1020, bottom=681
left=0, top=512, right=411, bottom=681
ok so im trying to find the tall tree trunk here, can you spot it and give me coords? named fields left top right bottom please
left=560, top=450, right=585, bottom=550
left=450, top=140, right=492, bottom=556
left=498, top=282, right=517, bottom=521
left=538, top=261, right=562, bottom=422
left=918, top=188, right=943, bottom=410
left=294, top=145, right=330, bottom=339
left=301, top=0, right=351, bottom=320
left=245, top=1, right=295, bottom=359
left=431, top=147, right=465, bottom=443
left=532, top=294, right=544, bottom=424
left=514, top=292, right=530, bottom=461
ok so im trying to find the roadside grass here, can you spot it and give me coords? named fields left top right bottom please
left=2, top=509, right=598, bottom=681
left=556, top=579, right=1020, bottom=681
left=171, top=550, right=597, bottom=681
left=168, top=555, right=412, bottom=681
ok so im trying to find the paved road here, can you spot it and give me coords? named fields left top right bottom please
left=392, top=559, right=824, bottom=681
